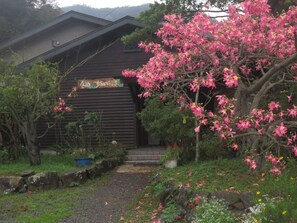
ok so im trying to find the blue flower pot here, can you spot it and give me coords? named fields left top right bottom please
left=75, top=157, right=92, bottom=167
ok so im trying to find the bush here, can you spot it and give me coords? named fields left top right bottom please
left=0, top=146, right=9, bottom=163
left=94, top=143, right=127, bottom=160
left=138, top=97, right=195, bottom=146
left=198, top=131, right=229, bottom=160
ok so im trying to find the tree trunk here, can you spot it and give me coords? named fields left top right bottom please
left=195, top=120, right=200, bottom=162
left=27, top=140, right=41, bottom=166
left=21, top=121, right=41, bottom=166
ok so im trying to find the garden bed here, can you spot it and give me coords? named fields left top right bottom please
left=120, top=158, right=297, bottom=222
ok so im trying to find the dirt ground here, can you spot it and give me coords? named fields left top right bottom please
left=60, top=165, right=154, bottom=223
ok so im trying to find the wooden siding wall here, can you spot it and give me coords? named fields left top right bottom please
left=38, top=40, right=150, bottom=149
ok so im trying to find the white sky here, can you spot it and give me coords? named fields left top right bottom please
left=56, top=0, right=160, bottom=8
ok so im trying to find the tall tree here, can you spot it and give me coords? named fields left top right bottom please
left=0, top=61, right=65, bottom=165
left=0, top=0, right=61, bottom=43
left=123, top=0, right=297, bottom=172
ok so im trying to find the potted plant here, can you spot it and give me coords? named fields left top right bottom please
left=160, top=147, right=181, bottom=168
left=72, top=148, right=94, bottom=167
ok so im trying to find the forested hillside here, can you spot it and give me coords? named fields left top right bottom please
left=62, top=4, right=150, bottom=21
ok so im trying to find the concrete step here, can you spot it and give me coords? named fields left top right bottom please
left=127, top=154, right=163, bottom=161
left=125, top=160, right=161, bottom=165
left=127, top=149, right=165, bottom=156
left=126, top=147, right=166, bottom=165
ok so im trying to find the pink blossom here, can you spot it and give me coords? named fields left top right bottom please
left=201, top=72, right=216, bottom=89
left=194, top=126, right=201, bottom=133
left=244, top=157, right=257, bottom=170
left=65, top=107, right=72, bottom=112
left=236, top=120, right=251, bottom=131
left=273, top=122, right=287, bottom=137
left=266, top=154, right=281, bottom=165
left=287, top=94, right=292, bottom=103
left=258, top=128, right=264, bottom=135
left=268, top=101, right=281, bottom=111
left=223, top=68, right=239, bottom=88
left=269, top=166, right=282, bottom=176
left=190, top=103, right=205, bottom=119
left=232, top=143, right=239, bottom=151
left=53, top=107, right=59, bottom=112
left=287, top=105, right=297, bottom=118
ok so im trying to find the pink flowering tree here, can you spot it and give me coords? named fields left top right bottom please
left=0, top=61, right=69, bottom=165
left=123, top=0, right=297, bottom=172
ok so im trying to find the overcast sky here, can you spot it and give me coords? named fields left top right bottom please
left=56, top=0, right=160, bottom=8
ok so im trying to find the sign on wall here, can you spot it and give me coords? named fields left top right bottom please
left=78, top=78, right=124, bottom=89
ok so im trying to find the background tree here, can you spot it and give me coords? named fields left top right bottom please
left=123, top=0, right=297, bottom=173
left=122, top=0, right=296, bottom=44
left=0, top=0, right=61, bottom=43
left=0, top=61, right=64, bottom=165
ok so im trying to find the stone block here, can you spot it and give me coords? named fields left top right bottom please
left=60, top=170, right=88, bottom=187
left=0, top=176, right=26, bottom=194
left=212, top=191, right=241, bottom=206
left=27, top=172, right=60, bottom=191
left=86, top=165, right=103, bottom=179
left=240, top=191, right=254, bottom=208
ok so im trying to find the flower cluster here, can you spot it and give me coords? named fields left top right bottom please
left=53, top=97, right=72, bottom=113
left=67, top=86, right=77, bottom=98
left=244, top=156, right=257, bottom=170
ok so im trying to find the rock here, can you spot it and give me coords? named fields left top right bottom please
left=60, top=170, right=88, bottom=187
left=4, top=188, right=15, bottom=195
left=20, top=170, right=35, bottom=177
left=240, top=192, right=254, bottom=208
left=27, top=172, right=60, bottom=191
left=196, top=191, right=211, bottom=198
left=18, top=184, right=28, bottom=193
left=86, top=165, right=103, bottom=179
left=212, top=191, right=240, bottom=206
left=0, top=176, right=26, bottom=194
left=100, top=159, right=114, bottom=171
left=232, top=201, right=245, bottom=210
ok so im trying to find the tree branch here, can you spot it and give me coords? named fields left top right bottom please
left=247, top=52, right=297, bottom=94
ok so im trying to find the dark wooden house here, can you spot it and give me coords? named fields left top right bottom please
left=0, top=11, right=152, bottom=149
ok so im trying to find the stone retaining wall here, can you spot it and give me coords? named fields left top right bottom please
left=0, top=158, right=123, bottom=194
left=156, top=178, right=254, bottom=221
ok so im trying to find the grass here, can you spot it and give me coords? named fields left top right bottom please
left=0, top=172, right=112, bottom=223
left=117, top=186, right=160, bottom=222
left=120, top=158, right=297, bottom=223
left=0, top=154, right=81, bottom=175
left=158, top=158, right=258, bottom=192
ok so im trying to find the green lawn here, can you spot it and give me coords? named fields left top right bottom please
left=0, top=172, right=111, bottom=223
left=0, top=154, right=81, bottom=175
left=157, top=158, right=258, bottom=192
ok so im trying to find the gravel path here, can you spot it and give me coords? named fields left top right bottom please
left=60, top=170, right=150, bottom=223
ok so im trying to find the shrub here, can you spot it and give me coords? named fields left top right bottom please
left=192, top=198, right=237, bottom=223
left=160, top=200, right=185, bottom=223
left=160, top=147, right=182, bottom=163
left=94, top=143, right=127, bottom=160
left=198, top=131, right=229, bottom=160
left=0, top=146, right=9, bottom=163
left=138, top=97, right=195, bottom=146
